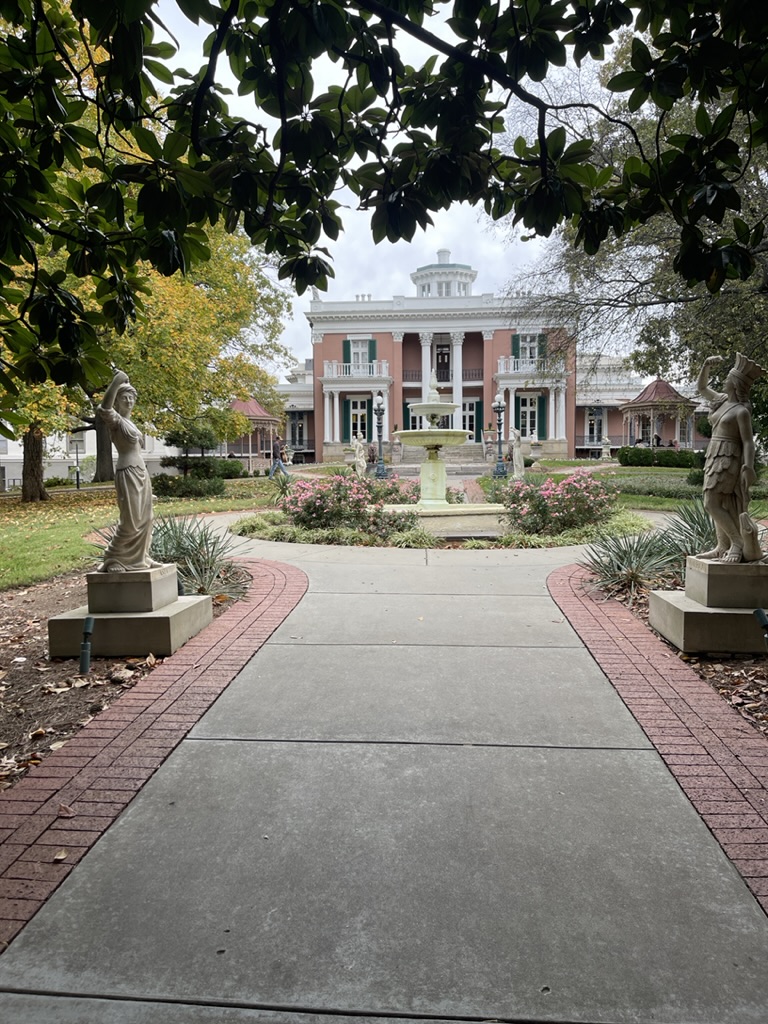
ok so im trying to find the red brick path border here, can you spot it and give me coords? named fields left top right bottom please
left=0, top=558, right=307, bottom=952
left=549, top=564, right=768, bottom=914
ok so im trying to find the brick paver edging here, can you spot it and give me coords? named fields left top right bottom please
left=549, top=563, right=768, bottom=914
left=0, top=557, right=307, bottom=952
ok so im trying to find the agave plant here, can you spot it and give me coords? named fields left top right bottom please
left=579, top=531, right=679, bottom=605
left=659, top=498, right=717, bottom=575
left=149, top=516, right=250, bottom=599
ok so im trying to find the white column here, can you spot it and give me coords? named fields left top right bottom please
left=508, top=386, right=516, bottom=439
left=450, top=331, right=464, bottom=431
left=383, top=390, right=390, bottom=440
left=559, top=387, right=566, bottom=439
left=323, top=390, right=331, bottom=447
left=419, top=333, right=432, bottom=403
left=332, top=390, right=340, bottom=444
left=548, top=388, right=556, bottom=440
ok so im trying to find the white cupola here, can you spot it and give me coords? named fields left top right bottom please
left=410, top=250, right=478, bottom=298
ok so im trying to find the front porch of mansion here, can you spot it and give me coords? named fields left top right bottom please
left=317, top=338, right=570, bottom=463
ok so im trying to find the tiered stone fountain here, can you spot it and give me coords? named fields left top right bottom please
left=389, top=373, right=506, bottom=537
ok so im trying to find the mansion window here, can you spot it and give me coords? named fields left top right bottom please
left=520, top=334, right=539, bottom=361
left=518, top=395, right=538, bottom=438
left=586, top=407, right=603, bottom=443
left=350, top=339, right=369, bottom=375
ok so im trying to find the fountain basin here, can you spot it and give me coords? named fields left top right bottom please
left=396, top=429, right=469, bottom=451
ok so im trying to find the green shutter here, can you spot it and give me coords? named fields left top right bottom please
left=343, top=338, right=351, bottom=365
left=342, top=399, right=350, bottom=443
left=368, top=338, right=377, bottom=362
left=514, top=395, right=521, bottom=430
left=537, top=395, right=547, bottom=440
left=474, top=400, right=483, bottom=441
left=511, top=333, right=520, bottom=358
left=366, top=398, right=373, bottom=441
left=403, top=402, right=410, bottom=431
left=537, top=333, right=547, bottom=360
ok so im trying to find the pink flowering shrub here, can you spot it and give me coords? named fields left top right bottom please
left=501, top=471, right=616, bottom=535
left=279, top=474, right=418, bottom=534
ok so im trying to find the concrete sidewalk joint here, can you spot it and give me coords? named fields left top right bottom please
left=548, top=564, right=768, bottom=912
left=0, top=558, right=308, bottom=950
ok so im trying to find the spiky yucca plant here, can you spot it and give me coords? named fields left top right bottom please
left=579, top=531, right=679, bottom=605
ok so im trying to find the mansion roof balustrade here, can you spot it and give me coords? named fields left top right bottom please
left=323, top=360, right=390, bottom=378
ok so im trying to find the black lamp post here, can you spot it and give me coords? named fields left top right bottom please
left=374, top=393, right=388, bottom=479
left=492, top=392, right=508, bottom=479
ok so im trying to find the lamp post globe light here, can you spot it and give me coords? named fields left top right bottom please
left=374, top=393, right=388, bottom=479
left=492, top=392, right=508, bottom=479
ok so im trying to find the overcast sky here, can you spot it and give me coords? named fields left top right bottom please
left=156, top=4, right=542, bottom=370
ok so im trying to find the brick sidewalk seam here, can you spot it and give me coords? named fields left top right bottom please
left=548, top=564, right=768, bottom=915
left=0, top=557, right=307, bottom=951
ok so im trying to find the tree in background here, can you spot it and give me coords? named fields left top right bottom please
left=79, top=225, right=292, bottom=480
left=4, top=1, right=768, bottom=416
left=504, top=30, right=768, bottom=436
left=12, top=381, right=83, bottom=501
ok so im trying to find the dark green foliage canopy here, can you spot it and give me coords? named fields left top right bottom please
left=3, top=0, right=768, bottom=395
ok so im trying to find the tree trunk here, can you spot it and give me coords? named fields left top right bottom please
left=92, top=416, right=114, bottom=482
left=21, top=425, right=49, bottom=502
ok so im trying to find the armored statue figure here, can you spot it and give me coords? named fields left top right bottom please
left=96, top=371, right=160, bottom=572
left=697, top=353, right=767, bottom=563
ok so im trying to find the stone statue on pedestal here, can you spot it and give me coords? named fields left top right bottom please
left=697, top=353, right=767, bottom=564
left=508, top=427, right=525, bottom=479
left=352, top=432, right=367, bottom=478
left=96, top=371, right=160, bottom=572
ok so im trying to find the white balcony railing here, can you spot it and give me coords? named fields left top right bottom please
left=497, top=357, right=545, bottom=375
left=323, top=360, right=390, bottom=378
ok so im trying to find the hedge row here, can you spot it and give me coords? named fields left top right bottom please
left=617, top=446, right=696, bottom=468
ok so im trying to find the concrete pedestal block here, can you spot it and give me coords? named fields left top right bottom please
left=48, top=596, right=213, bottom=658
left=86, top=564, right=178, bottom=613
left=685, top=556, right=768, bottom=608
left=419, top=457, right=447, bottom=505
left=649, top=590, right=765, bottom=654
left=383, top=503, right=506, bottom=537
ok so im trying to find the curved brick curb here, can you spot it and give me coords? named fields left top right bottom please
left=0, top=558, right=307, bottom=952
left=549, top=563, right=768, bottom=915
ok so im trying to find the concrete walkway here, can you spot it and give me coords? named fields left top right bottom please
left=1, top=535, right=768, bottom=1022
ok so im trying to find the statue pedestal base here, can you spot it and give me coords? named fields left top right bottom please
left=649, top=556, right=768, bottom=653
left=48, top=565, right=212, bottom=658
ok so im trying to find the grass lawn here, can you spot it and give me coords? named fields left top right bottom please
left=0, top=479, right=278, bottom=590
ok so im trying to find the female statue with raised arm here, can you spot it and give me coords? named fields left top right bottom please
left=697, top=353, right=767, bottom=563
left=96, top=371, right=158, bottom=572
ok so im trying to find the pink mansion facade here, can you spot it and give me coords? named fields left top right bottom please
left=302, top=250, right=577, bottom=460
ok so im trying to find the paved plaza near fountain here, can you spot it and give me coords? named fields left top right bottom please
left=2, top=527, right=768, bottom=1023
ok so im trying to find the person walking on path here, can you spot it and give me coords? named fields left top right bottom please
left=269, top=435, right=290, bottom=479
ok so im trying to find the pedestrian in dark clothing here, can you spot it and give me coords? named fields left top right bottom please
left=269, top=436, right=289, bottom=478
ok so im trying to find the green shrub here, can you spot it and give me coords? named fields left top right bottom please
left=152, top=474, right=226, bottom=498
left=611, top=474, right=700, bottom=499
left=687, top=468, right=705, bottom=486
left=617, top=446, right=695, bottom=468
left=499, top=470, right=616, bottom=535
left=212, top=458, right=248, bottom=478
left=45, top=476, right=72, bottom=487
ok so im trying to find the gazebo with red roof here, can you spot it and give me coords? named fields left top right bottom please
left=228, top=398, right=281, bottom=471
left=620, top=378, right=702, bottom=448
